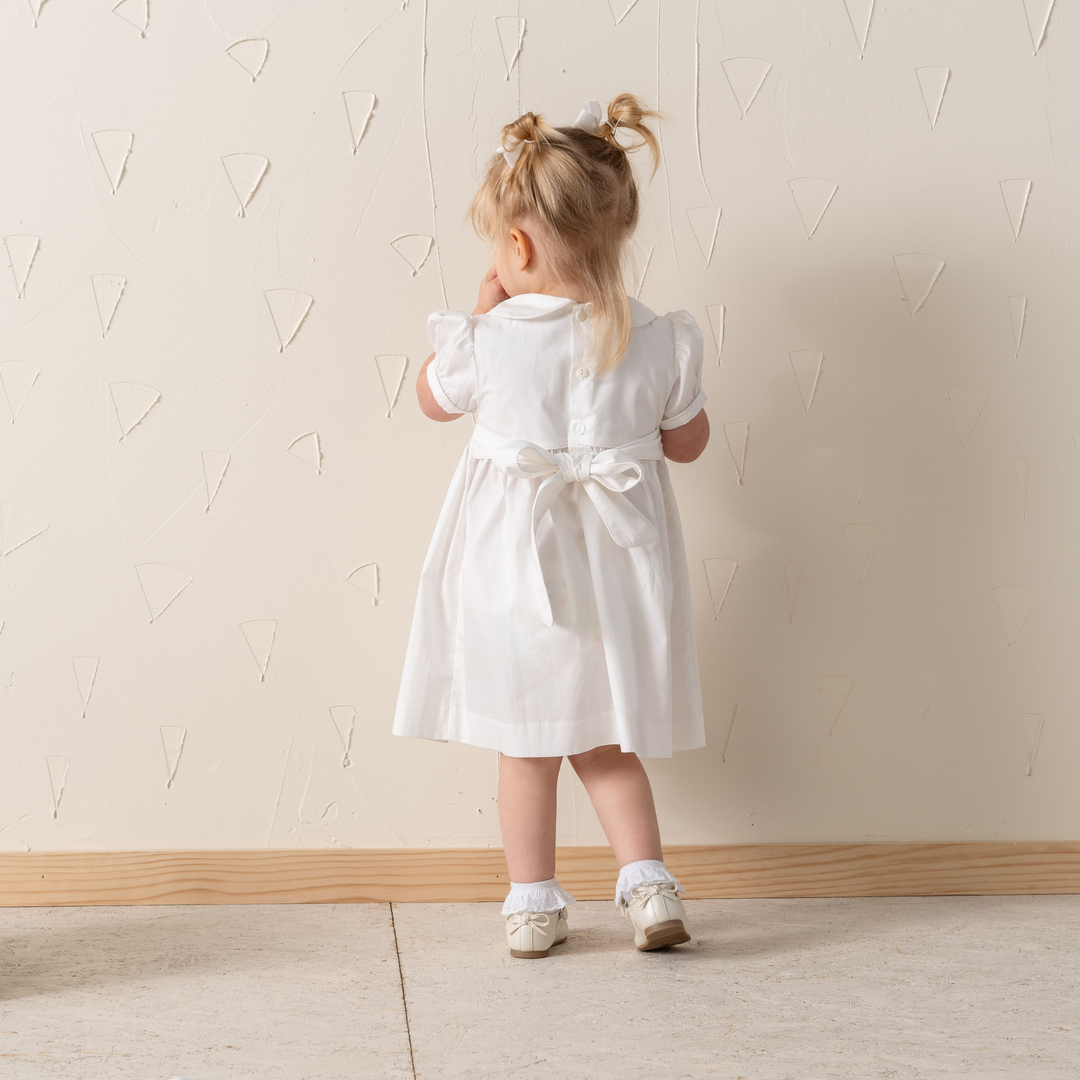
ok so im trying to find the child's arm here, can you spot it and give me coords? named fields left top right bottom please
left=416, top=267, right=509, bottom=422
left=661, top=408, right=710, bottom=463
left=417, top=349, right=463, bottom=421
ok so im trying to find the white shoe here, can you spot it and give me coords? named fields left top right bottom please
left=505, top=907, right=569, bottom=958
left=620, top=882, right=692, bottom=951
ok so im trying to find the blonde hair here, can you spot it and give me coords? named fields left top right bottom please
left=468, top=93, right=663, bottom=377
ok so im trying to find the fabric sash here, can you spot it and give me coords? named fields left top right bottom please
left=469, top=422, right=665, bottom=626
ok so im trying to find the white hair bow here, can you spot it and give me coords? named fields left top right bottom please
left=572, top=99, right=604, bottom=132
left=501, top=139, right=533, bottom=167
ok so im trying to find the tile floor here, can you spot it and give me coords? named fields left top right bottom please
left=1, top=896, right=1078, bottom=1079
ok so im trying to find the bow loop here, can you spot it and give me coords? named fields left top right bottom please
left=572, top=99, right=604, bottom=132
left=587, top=454, right=645, bottom=493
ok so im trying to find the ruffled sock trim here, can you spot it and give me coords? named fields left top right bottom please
left=501, top=876, right=576, bottom=916
left=614, top=859, right=685, bottom=910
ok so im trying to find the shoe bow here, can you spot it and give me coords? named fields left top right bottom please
left=506, top=910, right=555, bottom=932
left=630, top=881, right=680, bottom=900
left=621, top=881, right=683, bottom=913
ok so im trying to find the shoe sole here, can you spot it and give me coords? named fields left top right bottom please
left=638, top=919, right=691, bottom=951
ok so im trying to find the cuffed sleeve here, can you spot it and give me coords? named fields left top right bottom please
left=659, top=310, right=708, bottom=430
left=425, top=309, right=477, bottom=414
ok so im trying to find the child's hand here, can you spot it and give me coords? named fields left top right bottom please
left=473, top=265, right=510, bottom=315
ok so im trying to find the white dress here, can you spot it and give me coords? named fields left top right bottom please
left=392, top=292, right=708, bottom=758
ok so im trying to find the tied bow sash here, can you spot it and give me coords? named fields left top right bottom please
left=470, top=422, right=664, bottom=627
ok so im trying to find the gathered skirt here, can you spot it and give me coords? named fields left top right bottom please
left=391, top=442, right=707, bottom=758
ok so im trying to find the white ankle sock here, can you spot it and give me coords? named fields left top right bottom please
left=501, top=875, right=576, bottom=916
left=614, top=858, right=685, bottom=910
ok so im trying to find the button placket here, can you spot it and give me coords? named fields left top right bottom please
left=570, top=303, right=592, bottom=440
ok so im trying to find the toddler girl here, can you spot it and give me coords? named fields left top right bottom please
left=392, top=94, right=710, bottom=958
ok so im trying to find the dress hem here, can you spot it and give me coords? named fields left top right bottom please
left=392, top=705, right=706, bottom=758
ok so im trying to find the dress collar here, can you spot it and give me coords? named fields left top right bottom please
left=487, top=292, right=657, bottom=328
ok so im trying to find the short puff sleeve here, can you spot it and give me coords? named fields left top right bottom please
left=659, top=310, right=708, bottom=430
left=425, top=310, right=477, bottom=414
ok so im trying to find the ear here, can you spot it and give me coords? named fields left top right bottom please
left=507, top=226, right=533, bottom=271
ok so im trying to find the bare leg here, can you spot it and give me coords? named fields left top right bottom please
left=496, top=752, right=563, bottom=882
left=567, top=744, right=663, bottom=865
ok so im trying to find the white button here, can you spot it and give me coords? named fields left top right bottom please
left=575, top=306, right=588, bottom=321
left=578, top=367, right=589, bottom=378
left=575, top=422, right=586, bottom=434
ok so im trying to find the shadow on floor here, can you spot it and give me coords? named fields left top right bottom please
left=433, top=894, right=1073, bottom=964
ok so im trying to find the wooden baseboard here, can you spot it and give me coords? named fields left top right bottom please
left=1, top=843, right=1078, bottom=906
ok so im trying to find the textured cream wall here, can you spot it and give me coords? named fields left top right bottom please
left=0, top=0, right=1074, bottom=850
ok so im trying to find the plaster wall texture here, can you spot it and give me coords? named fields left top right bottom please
left=0, top=0, right=1075, bottom=851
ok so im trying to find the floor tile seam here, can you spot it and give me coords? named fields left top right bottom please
left=389, top=901, right=418, bottom=1080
